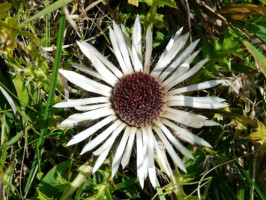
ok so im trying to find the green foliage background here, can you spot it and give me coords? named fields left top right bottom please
left=0, top=0, right=265, bottom=199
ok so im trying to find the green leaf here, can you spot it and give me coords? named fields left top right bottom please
left=0, top=2, right=12, bottom=18
left=13, top=76, right=31, bottom=105
left=258, top=0, right=266, bottom=4
left=214, top=36, right=241, bottom=55
left=0, top=13, right=38, bottom=57
left=128, top=0, right=139, bottom=6
left=110, top=177, right=139, bottom=193
left=6, top=130, right=24, bottom=147
left=249, top=121, right=266, bottom=144
left=86, top=185, right=113, bottom=200
left=36, top=161, right=71, bottom=199
left=140, top=0, right=177, bottom=8
left=36, top=189, right=56, bottom=200
left=157, top=0, right=178, bottom=8
left=141, top=0, right=153, bottom=6
left=243, top=40, right=266, bottom=77
left=185, top=149, right=205, bottom=173
left=246, top=23, right=266, bottom=43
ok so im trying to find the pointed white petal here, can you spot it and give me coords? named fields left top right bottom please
left=170, top=38, right=199, bottom=67
left=151, top=32, right=189, bottom=77
left=168, top=80, right=225, bottom=95
left=59, top=69, right=112, bottom=96
left=160, top=49, right=200, bottom=82
left=162, top=64, right=190, bottom=85
left=92, top=146, right=111, bottom=174
left=162, top=107, right=204, bottom=128
left=80, top=120, right=122, bottom=154
left=111, top=127, right=131, bottom=177
left=173, top=130, right=195, bottom=145
left=53, top=97, right=109, bottom=108
left=78, top=41, right=123, bottom=79
left=139, top=176, right=145, bottom=189
left=148, top=166, right=156, bottom=188
left=147, top=127, right=155, bottom=168
left=77, top=41, right=118, bottom=86
left=201, top=120, right=220, bottom=126
left=163, top=27, right=183, bottom=56
left=167, top=96, right=227, bottom=109
left=71, top=62, right=104, bottom=81
left=142, top=127, right=149, bottom=179
left=86, top=43, right=124, bottom=78
left=147, top=127, right=156, bottom=188
left=153, top=127, right=187, bottom=173
left=156, top=121, right=193, bottom=159
left=161, top=118, right=212, bottom=148
left=93, top=122, right=126, bottom=156
left=136, top=129, right=145, bottom=188
left=153, top=135, right=170, bottom=176
left=180, top=49, right=200, bottom=68
left=165, top=59, right=208, bottom=89
left=66, top=115, right=116, bottom=146
left=61, top=107, right=115, bottom=127
left=74, top=103, right=110, bottom=111
left=167, top=101, right=228, bottom=109
left=162, top=107, right=219, bottom=128
left=113, top=22, right=134, bottom=73
left=167, top=96, right=226, bottom=103
left=109, top=27, right=129, bottom=75
left=132, top=15, right=143, bottom=72
left=144, top=25, right=152, bottom=74
left=121, top=24, right=133, bottom=59
left=121, top=127, right=137, bottom=168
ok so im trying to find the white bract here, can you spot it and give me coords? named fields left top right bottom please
left=54, top=16, right=227, bottom=188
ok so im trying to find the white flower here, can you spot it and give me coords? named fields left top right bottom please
left=54, top=16, right=227, bottom=188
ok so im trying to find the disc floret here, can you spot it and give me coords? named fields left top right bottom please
left=113, top=72, right=166, bottom=127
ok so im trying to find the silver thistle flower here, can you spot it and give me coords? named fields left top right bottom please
left=54, top=16, right=227, bottom=188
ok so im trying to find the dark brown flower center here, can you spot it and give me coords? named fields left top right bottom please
left=113, top=72, right=166, bottom=127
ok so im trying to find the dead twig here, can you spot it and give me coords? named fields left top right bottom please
left=184, top=0, right=192, bottom=43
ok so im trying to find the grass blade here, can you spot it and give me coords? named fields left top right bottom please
left=235, top=161, right=266, bottom=200
left=243, top=40, right=266, bottom=78
left=20, top=0, right=73, bottom=25
left=45, top=0, right=51, bottom=47
left=24, top=10, right=66, bottom=197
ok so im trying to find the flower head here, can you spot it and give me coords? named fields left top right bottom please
left=54, top=16, right=227, bottom=188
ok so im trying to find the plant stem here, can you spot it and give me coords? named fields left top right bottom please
left=60, top=164, right=93, bottom=200
left=45, top=0, right=51, bottom=47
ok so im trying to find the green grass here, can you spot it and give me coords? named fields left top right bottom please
left=24, top=8, right=66, bottom=196
left=0, top=0, right=265, bottom=199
